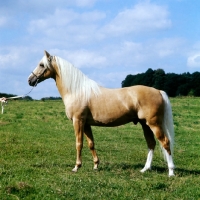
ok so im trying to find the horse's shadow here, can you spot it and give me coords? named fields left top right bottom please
left=31, top=161, right=200, bottom=176
left=136, top=164, right=200, bottom=176
left=99, top=162, right=200, bottom=176
left=171, top=167, right=200, bottom=176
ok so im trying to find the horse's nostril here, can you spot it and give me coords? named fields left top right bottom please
left=28, top=79, right=33, bottom=86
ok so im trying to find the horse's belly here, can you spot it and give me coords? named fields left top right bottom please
left=86, top=110, right=137, bottom=127
left=87, top=118, right=133, bottom=127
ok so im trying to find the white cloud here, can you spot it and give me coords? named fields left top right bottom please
left=27, top=2, right=172, bottom=51
left=28, top=9, right=77, bottom=34
left=187, top=53, right=200, bottom=68
left=48, top=49, right=107, bottom=68
left=28, top=9, right=106, bottom=46
left=67, top=50, right=107, bottom=68
left=149, top=38, right=185, bottom=58
left=186, top=41, right=200, bottom=68
left=0, top=46, right=46, bottom=78
left=102, top=2, right=171, bottom=36
left=28, top=9, right=106, bottom=32
left=94, top=38, right=185, bottom=70
left=0, top=49, right=20, bottom=69
left=101, top=41, right=145, bottom=68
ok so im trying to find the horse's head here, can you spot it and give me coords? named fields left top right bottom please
left=28, top=50, right=56, bottom=86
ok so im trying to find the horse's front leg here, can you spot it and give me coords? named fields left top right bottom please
left=72, top=118, right=84, bottom=172
left=84, top=124, right=99, bottom=170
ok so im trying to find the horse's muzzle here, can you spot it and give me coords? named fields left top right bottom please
left=28, top=76, right=38, bottom=87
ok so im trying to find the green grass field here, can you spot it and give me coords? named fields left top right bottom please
left=0, top=98, right=200, bottom=199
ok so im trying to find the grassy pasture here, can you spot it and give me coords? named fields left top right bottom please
left=0, top=98, right=200, bottom=199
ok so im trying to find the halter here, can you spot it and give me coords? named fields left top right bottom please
left=30, top=55, right=53, bottom=80
left=31, top=68, right=47, bottom=81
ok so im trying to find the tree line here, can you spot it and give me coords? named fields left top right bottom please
left=121, top=68, right=200, bottom=97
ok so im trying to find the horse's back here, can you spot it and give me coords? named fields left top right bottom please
left=97, top=85, right=163, bottom=108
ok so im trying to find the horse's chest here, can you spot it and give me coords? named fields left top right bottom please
left=65, top=109, right=73, bottom=120
left=64, top=100, right=87, bottom=120
left=65, top=106, right=78, bottom=120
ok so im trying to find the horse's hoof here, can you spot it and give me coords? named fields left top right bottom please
left=72, top=168, right=77, bottom=172
left=93, top=165, right=98, bottom=170
left=72, top=166, right=79, bottom=172
left=169, top=172, right=175, bottom=177
left=168, top=168, right=175, bottom=177
left=140, top=167, right=151, bottom=173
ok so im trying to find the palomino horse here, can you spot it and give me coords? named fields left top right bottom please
left=28, top=51, right=175, bottom=176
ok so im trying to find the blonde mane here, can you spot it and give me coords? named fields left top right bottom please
left=43, top=56, right=101, bottom=101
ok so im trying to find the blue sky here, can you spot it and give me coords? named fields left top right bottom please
left=0, top=0, right=200, bottom=99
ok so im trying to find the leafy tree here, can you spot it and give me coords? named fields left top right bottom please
left=121, top=68, right=200, bottom=97
left=153, top=69, right=165, bottom=90
left=164, top=73, right=179, bottom=97
left=23, top=96, right=33, bottom=100
left=131, top=73, right=145, bottom=85
left=191, top=72, right=200, bottom=96
left=177, top=84, right=191, bottom=96
left=176, top=72, right=191, bottom=96
left=0, top=93, right=16, bottom=98
left=193, top=86, right=200, bottom=96
left=143, top=68, right=154, bottom=86
left=122, top=74, right=134, bottom=87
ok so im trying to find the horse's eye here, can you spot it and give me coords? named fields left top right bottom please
left=40, top=63, right=44, bottom=68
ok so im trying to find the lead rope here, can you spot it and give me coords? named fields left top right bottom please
left=1, top=79, right=39, bottom=114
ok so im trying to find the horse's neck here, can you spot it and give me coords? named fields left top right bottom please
left=54, top=70, right=69, bottom=99
left=55, top=71, right=79, bottom=100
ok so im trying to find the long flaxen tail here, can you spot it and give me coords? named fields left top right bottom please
left=160, top=90, right=175, bottom=158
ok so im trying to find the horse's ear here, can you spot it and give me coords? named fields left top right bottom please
left=44, top=50, right=51, bottom=59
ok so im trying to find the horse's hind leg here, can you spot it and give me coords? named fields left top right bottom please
left=84, top=124, right=99, bottom=170
left=149, top=124, right=175, bottom=176
left=140, top=121, right=156, bottom=173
